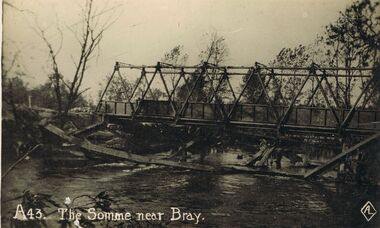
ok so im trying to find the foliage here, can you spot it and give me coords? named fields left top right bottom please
left=244, top=0, right=380, bottom=108
left=270, top=45, right=313, bottom=105
left=30, top=81, right=89, bottom=110
left=103, top=73, right=133, bottom=101
left=325, top=0, right=379, bottom=68
left=162, top=45, right=189, bottom=66
left=176, top=32, right=230, bottom=103
left=161, top=45, right=188, bottom=101
left=199, top=32, right=229, bottom=65
left=323, top=0, right=380, bottom=107
left=177, top=67, right=208, bottom=102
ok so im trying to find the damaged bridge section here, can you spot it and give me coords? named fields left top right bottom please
left=87, top=62, right=380, bottom=180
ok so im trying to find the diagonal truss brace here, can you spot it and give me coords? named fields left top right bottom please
left=95, top=62, right=119, bottom=112
left=339, top=74, right=379, bottom=132
left=227, top=67, right=256, bottom=120
left=175, top=63, right=207, bottom=122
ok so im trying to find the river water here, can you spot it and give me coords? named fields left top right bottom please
left=2, top=150, right=379, bottom=227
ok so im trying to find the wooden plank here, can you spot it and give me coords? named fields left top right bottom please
left=41, top=123, right=215, bottom=172
left=71, top=121, right=104, bottom=137
left=255, top=146, right=276, bottom=167
left=304, top=132, right=380, bottom=179
left=81, top=141, right=215, bottom=171
left=222, top=165, right=303, bottom=178
left=244, top=145, right=269, bottom=166
left=41, top=122, right=305, bottom=179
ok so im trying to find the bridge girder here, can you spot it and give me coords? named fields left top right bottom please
left=96, top=61, right=379, bottom=137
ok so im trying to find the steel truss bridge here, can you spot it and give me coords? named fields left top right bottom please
left=92, top=61, right=380, bottom=179
left=96, top=61, right=379, bottom=138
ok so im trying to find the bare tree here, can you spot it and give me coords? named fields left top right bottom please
left=37, top=0, right=117, bottom=126
left=199, top=32, right=229, bottom=65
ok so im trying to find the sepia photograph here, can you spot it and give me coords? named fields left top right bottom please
left=1, top=0, right=380, bottom=227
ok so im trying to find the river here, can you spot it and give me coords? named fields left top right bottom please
left=2, top=150, right=379, bottom=227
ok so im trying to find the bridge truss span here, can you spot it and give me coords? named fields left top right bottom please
left=96, top=61, right=380, bottom=137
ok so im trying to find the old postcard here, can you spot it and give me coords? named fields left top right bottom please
left=2, top=0, right=379, bottom=227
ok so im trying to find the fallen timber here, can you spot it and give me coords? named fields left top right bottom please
left=304, top=132, right=380, bottom=179
left=40, top=122, right=303, bottom=178
left=255, top=146, right=277, bottom=167
left=244, top=144, right=275, bottom=166
left=71, top=120, right=105, bottom=137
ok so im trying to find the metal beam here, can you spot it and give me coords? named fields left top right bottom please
left=175, top=63, right=207, bottom=122
left=313, top=74, right=340, bottom=125
left=157, top=66, right=177, bottom=116
left=95, top=63, right=119, bottom=112
left=227, top=68, right=256, bottom=119
left=133, top=64, right=159, bottom=118
left=255, top=67, right=280, bottom=122
left=340, top=76, right=377, bottom=131
left=277, top=65, right=313, bottom=130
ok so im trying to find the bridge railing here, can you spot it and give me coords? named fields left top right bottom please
left=97, top=100, right=380, bottom=130
left=95, top=62, right=380, bottom=134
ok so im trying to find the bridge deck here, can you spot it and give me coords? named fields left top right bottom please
left=97, top=100, right=380, bottom=135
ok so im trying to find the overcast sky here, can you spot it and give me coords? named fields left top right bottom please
left=3, top=0, right=354, bottom=99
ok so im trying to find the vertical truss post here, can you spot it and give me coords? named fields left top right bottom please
left=157, top=65, right=177, bottom=116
